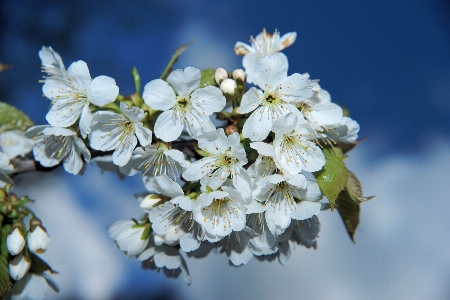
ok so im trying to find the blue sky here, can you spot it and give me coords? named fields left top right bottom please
left=1, top=1, right=449, bottom=299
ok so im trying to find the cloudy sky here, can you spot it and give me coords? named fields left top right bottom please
left=1, top=1, right=449, bottom=299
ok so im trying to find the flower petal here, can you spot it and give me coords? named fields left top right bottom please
left=167, top=67, right=200, bottom=96
left=237, top=87, right=263, bottom=114
left=153, top=175, right=184, bottom=198
left=143, top=79, right=176, bottom=111
left=79, top=104, right=92, bottom=139
left=66, top=60, right=91, bottom=90
left=190, top=86, right=225, bottom=115
left=254, top=54, right=288, bottom=91
left=154, top=110, right=184, bottom=142
left=87, top=75, right=119, bottom=106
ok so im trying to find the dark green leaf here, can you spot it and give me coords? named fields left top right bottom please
left=0, top=225, right=12, bottom=298
left=199, top=69, right=216, bottom=88
left=336, top=189, right=360, bottom=243
left=336, top=170, right=374, bottom=242
left=0, top=102, right=34, bottom=133
left=160, top=40, right=194, bottom=81
left=313, top=147, right=349, bottom=211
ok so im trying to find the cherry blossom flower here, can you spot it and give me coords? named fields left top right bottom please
left=38, top=46, right=67, bottom=78
left=182, top=128, right=251, bottom=198
left=143, top=67, right=225, bottom=142
left=234, top=29, right=297, bottom=84
left=25, top=125, right=90, bottom=175
left=89, top=102, right=152, bottom=167
left=237, top=54, right=313, bottom=142
left=43, top=60, right=119, bottom=138
left=0, top=130, right=33, bottom=159
left=272, top=113, right=325, bottom=176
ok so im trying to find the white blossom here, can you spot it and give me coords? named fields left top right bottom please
left=219, top=228, right=255, bottom=266
left=237, top=54, right=313, bottom=142
left=89, top=102, right=152, bottom=167
left=148, top=175, right=199, bottom=251
left=43, top=60, right=119, bottom=138
left=194, top=186, right=248, bottom=242
left=143, top=67, right=225, bottom=142
left=234, top=29, right=297, bottom=84
left=120, top=145, right=188, bottom=191
left=272, top=113, right=325, bottom=175
left=0, top=130, right=33, bottom=159
left=182, top=128, right=252, bottom=198
left=108, top=219, right=149, bottom=258
left=25, top=125, right=90, bottom=175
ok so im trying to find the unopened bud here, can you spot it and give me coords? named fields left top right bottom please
left=9, top=253, right=31, bottom=281
left=225, top=125, right=238, bottom=136
left=27, top=223, right=50, bottom=254
left=140, top=194, right=162, bottom=211
left=220, top=79, right=237, bottom=95
left=232, top=69, right=246, bottom=83
left=214, top=67, right=228, bottom=84
left=6, top=225, right=25, bottom=255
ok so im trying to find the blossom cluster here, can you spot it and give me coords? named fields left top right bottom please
left=3, top=28, right=363, bottom=289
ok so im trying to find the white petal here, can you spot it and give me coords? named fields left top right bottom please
left=277, top=32, right=297, bottom=51
left=183, top=113, right=216, bottom=140
left=89, top=112, right=123, bottom=151
left=196, top=129, right=229, bottom=154
left=167, top=67, right=200, bottom=96
left=79, top=104, right=92, bottom=138
left=279, top=73, right=314, bottom=103
left=46, top=98, right=85, bottom=128
left=153, top=175, right=184, bottom=198
left=231, top=166, right=252, bottom=200
left=190, top=86, right=225, bottom=115
left=290, top=201, right=321, bottom=220
left=87, top=75, right=119, bottom=106
left=120, top=102, right=144, bottom=122
left=308, top=103, right=343, bottom=128
left=254, top=54, right=288, bottom=91
left=242, top=106, right=274, bottom=141
left=237, top=87, right=263, bottom=114
left=234, top=41, right=253, bottom=55
left=272, top=113, right=297, bottom=136
left=171, top=196, right=195, bottom=211
left=112, top=134, right=136, bottom=167
left=134, top=123, right=152, bottom=146
left=67, top=60, right=91, bottom=90
left=62, top=144, right=84, bottom=174
left=242, top=53, right=260, bottom=84
left=154, top=110, right=184, bottom=142
left=250, top=142, right=274, bottom=157
left=164, top=149, right=189, bottom=168
left=143, top=79, right=176, bottom=111
left=182, top=156, right=217, bottom=181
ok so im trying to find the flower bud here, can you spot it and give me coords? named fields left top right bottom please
left=214, top=67, right=228, bottom=84
left=225, top=125, right=237, bottom=135
left=9, top=253, right=31, bottom=281
left=220, top=79, right=237, bottom=95
left=27, top=225, right=50, bottom=254
left=232, top=69, right=246, bottom=83
left=140, top=194, right=162, bottom=211
left=6, top=227, right=25, bottom=255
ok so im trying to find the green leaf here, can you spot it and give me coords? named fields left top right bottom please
left=336, top=189, right=360, bottom=243
left=336, top=170, right=374, bottom=242
left=199, top=69, right=216, bottom=88
left=29, top=253, right=58, bottom=274
left=313, top=147, right=349, bottom=211
left=0, top=224, right=12, bottom=298
left=160, top=40, right=194, bottom=81
left=0, top=102, right=34, bottom=133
